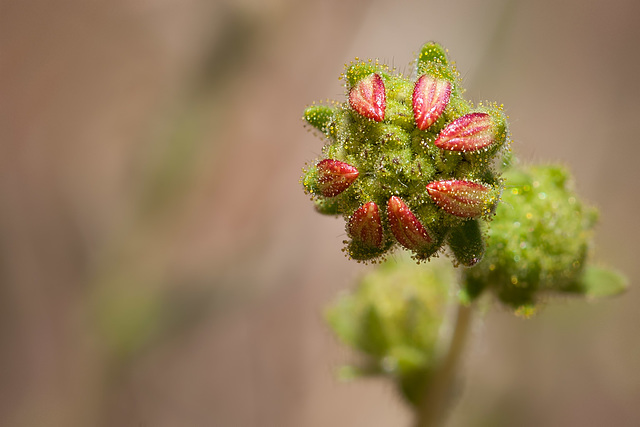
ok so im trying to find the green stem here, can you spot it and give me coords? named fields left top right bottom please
left=414, top=302, right=474, bottom=427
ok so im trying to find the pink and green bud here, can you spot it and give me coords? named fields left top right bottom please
left=412, top=74, right=451, bottom=131
left=433, top=112, right=494, bottom=151
left=316, top=159, right=359, bottom=197
left=387, top=196, right=432, bottom=252
left=349, top=73, right=386, bottom=122
left=426, top=180, right=493, bottom=218
left=347, top=202, right=383, bottom=248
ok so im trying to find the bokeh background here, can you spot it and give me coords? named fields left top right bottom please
left=2, top=0, right=639, bottom=426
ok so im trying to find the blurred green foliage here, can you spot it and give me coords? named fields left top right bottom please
left=462, top=164, right=627, bottom=313
left=327, top=255, right=454, bottom=404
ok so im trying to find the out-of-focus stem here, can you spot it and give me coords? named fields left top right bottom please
left=414, top=302, right=474, bottom=427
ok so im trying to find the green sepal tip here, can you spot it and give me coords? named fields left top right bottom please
left=304, top=105, right=335, bottom=134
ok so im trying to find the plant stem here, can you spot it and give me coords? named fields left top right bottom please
left=414, top=302, right=474, bottom=427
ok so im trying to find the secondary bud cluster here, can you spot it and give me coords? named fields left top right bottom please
left=461, top=164, right=603, bottom=314
left=302, top=42, right=510, bottom=263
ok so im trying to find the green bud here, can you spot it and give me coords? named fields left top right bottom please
left=448, top=219, right=485, bottom=267
left=345, top=62, right=385, bottom=88
left=416, top=42, right=449, bottom=70
left=304, top=104, right=335, bottom=134
left=326, top=255, right=454, bottom=404
left=313, top=197, right=341, bottom=215
left=416, top=43, right=460, bottom=88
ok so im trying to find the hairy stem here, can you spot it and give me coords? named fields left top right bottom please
left=414, top=302, right=474, bottom=427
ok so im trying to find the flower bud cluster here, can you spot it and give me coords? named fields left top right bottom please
left=302, top=43, right=510, bottom=263
left=461, top=164, right=601, bottom=314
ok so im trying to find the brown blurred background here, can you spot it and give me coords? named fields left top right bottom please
left=1, top=0, right=639, bottom=426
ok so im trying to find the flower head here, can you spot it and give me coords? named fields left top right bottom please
left=302, top=42, right=510, bottom=264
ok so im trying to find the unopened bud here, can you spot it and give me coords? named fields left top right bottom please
left=412, top=74, right=451, bottom=131
left=433, top=112, right=494, bottom=151
left=426, top=180, right=493, bottom=218
left=349, top=73, right=386, bottom=122
left=317, top=159, right=359, bottom=197
left=387, top=196, right=433, bottom=253
left=347, top=202, right=383, bottom=248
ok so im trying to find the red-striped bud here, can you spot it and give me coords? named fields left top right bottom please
left=347, top=202, right=383, bottom=248
left=412, top=74, right=451, bottom=131
left=387, top=196, right=432, bottom=252
left=426, top=180, right=493, bottom=218
left=316, top=159, right=359, bottom=197
left=433, top=112, right=494, bottom=151
left=348, top=73, right=386, bottom=122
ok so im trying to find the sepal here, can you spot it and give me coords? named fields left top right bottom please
left=304, top=105, right=335, bottom=134
left=447, top=219, right=485, bottom=267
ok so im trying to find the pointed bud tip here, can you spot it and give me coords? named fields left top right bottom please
left=316, top=159, right=359, bottom=197
left=387, top=196, right=433, bottom=253
left=347, top=202, right=383, bottom=248
left=426, top=180, right=493, bottom=218
left=434, top=112, right=495, bottom=152
left=348, top=73, right=386, bottom=122
left=412, top=75, right=451, bottom=131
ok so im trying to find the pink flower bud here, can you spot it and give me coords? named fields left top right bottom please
left=347, top=202, right=383, bottom=248
left=387, top=196, right=432, bottom=252
left=348, top=73, right=386, bottom=122
left=433, top=112, right=494, bottom=151
left=316, top=159, right=359, bottom=197
left=412, top=74, right=451, bottom=131
left=426, top=180, right=492, bottom=218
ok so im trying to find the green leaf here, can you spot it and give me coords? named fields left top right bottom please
left=326, top=298, right=359, bottom=348
left=579, top=265, right=628, bottom=299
